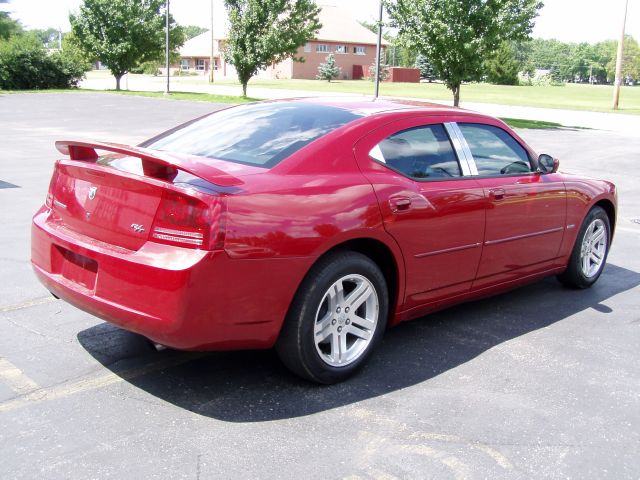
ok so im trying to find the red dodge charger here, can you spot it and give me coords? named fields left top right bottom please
left=31, top=98, right=617, bottom=383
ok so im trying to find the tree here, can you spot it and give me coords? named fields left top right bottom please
left=484, top=42, right=520, bottom=85
left=385, top=0, right=542, bottom=106
left=360, top=20, right=416, bottom=68
left=70, top=0, right=185, bottom=90
left=0, top=4, right=22, bottom=40
left=521, top=38, right=628, bottom=84
left=549, top=65, right=564, bottom=84
left=317, top=53, right=340, bottom=81
left=593, top=40, right=616, bottom=83
left=527, top=38, right=574, bottom=81
left=223, top=0, right=321, bottom=97
left=60, top=31, right=94, bottom=74
left=606, top=35, right=640, bottom=83
left=183, top=25, right=208, bottom=41
left=31, top=28, right=60, bottom=48
left=415, top=54, right=436, bottom=81
left=368, top=52, right=390, bottom=82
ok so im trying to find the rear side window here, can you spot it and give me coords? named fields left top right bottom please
left=144, top=103, right=362, bottom=168
left=369, top=124, right=462, bottom=179
left=458, top=123, right=532, bottom=176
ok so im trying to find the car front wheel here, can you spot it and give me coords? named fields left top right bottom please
left=558, top=206, right=611, bottom=289
left=276, top=251, right=389, bottom=384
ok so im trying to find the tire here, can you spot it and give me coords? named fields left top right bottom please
left=276, top=251, right=389, bottom=384
left=557, top=206, right=611, bottom=289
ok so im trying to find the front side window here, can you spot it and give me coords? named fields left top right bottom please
left=316, top=44, right=329, bottom=53
left=196, top=59, right=206, bottom=71
left=354, top=46, right=366, bottom=55
left=458, top=123, right=532, bottom=176
left=304, top=43, right=311, bottom=53
left=144, top=103, right=363, bottom=168
left=336, top=45, right=347, bottom=54
left=369, top=124, right=462, bottom=179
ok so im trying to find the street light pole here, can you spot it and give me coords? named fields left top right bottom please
left=612, top=0, right=629, bottom=110
left=209, top=0, right=215, bottom=83
left=374, top=0, right=383, bottom=99
left=165, top=0, right=170, bottom=95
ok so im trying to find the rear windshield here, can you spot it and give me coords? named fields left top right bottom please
left=144, top=102, right=363, bottom=168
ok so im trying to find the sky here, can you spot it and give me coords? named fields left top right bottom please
left=1, top=0, right=638, bottom=45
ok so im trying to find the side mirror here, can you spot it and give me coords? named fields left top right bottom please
left=537, top=154, right=559, bottom=174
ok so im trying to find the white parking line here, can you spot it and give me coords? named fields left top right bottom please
left=0, top=358, right=40, bottom=395
left=0, top=296, right=57, bottom=313
left=0, top=352, right=207, bottom=413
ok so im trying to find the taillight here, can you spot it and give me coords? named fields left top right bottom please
left=151, top=190, right=213, bottom=249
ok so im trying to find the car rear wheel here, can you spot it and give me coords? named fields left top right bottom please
left=276, top=251, right=388, bottom=384
left=557, top=206, right=611, bottom=289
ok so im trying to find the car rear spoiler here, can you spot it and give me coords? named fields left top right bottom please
left=55, top=140, right=244, bottom=187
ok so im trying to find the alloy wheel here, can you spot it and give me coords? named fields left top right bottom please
left=313, top=274, right=379, bottom=367
left=579, top=218, right=608, bottom=278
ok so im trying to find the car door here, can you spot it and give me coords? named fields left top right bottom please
left=354, top=117, right=486, bottom=310
left=456, top=122, right=567, bottom=287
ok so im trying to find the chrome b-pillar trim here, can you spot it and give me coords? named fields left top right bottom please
left=444, top=122, right=479, bottom=176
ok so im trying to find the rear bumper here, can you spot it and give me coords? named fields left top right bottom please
left=31, top=207, right=307, bottom=350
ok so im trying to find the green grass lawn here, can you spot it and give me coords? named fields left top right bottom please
left=0, top=87, right=598, bottom=129
left=89, top=89, right=567, bottom=128
left=498, top=118, right=565, bottom=129
left=6, top=70, right=639, bottom=114
left=205, top=78, right=640, bottom=115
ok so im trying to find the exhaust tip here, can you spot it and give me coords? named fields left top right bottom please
left=151, top=342, right=168, bottom=352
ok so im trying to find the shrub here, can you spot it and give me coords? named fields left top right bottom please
left=317, top=54, right=340, bottom=82
left=368, top=60, right=389, bottom=82
left=130, top=61, right=162, bottom=75
left=0, top=34, right=89, bottom=89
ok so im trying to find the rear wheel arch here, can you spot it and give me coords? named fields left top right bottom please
left=277, top=236, right=403, bottom=343
left=276, top=247, right=392, bottom=383
left=315, top=238, right=401, bottom=323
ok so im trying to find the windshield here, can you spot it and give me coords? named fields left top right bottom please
left=144, top=102, right=363, bottom=168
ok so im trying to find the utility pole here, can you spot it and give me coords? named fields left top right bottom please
left=374, top=0, right=383, bottom=99
left=209, top=0, right=215, bottom=83
left=613, top=0, right=629, bottom=110
left=165, top=0, right=170, bottom=95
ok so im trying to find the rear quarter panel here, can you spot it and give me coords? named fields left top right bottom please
left=222, top=118, right=407, bottom=326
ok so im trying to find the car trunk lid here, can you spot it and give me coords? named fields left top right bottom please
left=48, top=141, right=244, bottom=251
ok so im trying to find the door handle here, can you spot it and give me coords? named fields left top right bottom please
left=489, top=188, right=505, bottom=201
left=389, top=197, right=412, bottom=213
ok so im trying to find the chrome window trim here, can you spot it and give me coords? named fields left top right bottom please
left=368, top=123, right=466, bottom=181
left=453, top=122, right=540, bottom=177
left=444, top=122, right=477, bottom=176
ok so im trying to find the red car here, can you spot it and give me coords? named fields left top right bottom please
left=31, top=98, right=616, bottom=383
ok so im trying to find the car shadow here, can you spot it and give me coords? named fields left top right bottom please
left=77, top=263, right=640, bottom=422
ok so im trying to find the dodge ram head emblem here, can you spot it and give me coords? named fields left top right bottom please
left=88, top=186, right=97, bottom=200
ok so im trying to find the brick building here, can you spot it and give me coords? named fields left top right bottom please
left=177, top=5, right=388, bottom=81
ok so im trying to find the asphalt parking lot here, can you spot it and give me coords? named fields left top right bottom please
left=1, top=92, right=639, bottom=479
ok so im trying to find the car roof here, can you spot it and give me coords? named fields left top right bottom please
left=264, top=96, right=487, bottom=119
